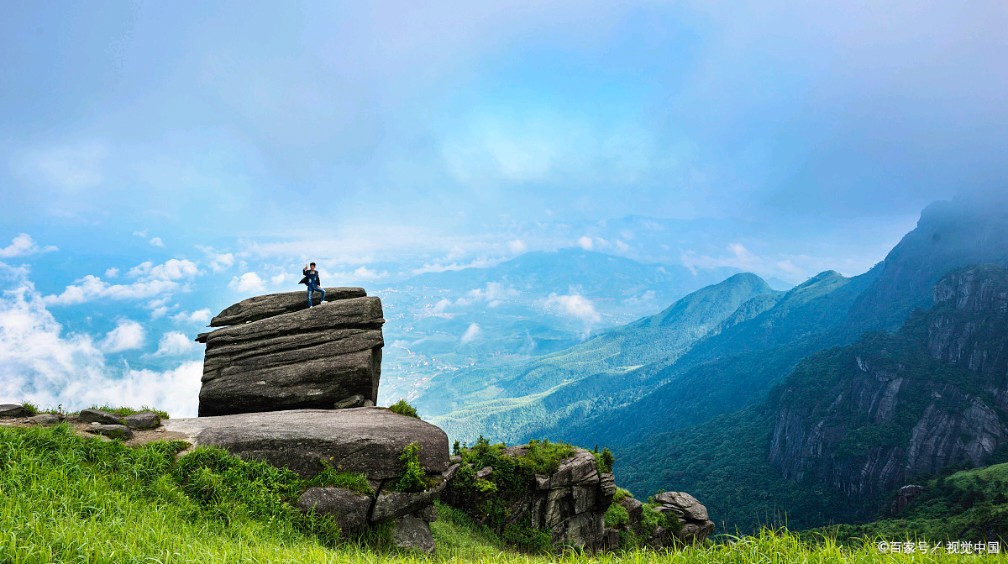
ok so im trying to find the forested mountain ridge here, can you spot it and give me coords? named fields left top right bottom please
left=424, top=273, right=779, bottom=441
left=423, top=193, right=1008, bottom=452
left=617, top=264, right=1008, bottom=532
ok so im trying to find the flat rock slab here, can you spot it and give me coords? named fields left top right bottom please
left=125, top=411, right=161, bottom=430
left=0, top=404, right=30, bottom=418
left=78, top=409, right=124, bottom=425
left=210, top=287, right=367, bottom=327
left=164, top=408, right=449, bottom=480
left=87, top=424, right=134, bottom=440
left=29, top=413, right=63, bottom=426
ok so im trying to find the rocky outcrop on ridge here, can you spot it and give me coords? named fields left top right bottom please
left=209, top=287, right=367, bottom=327
left=164, top=408, right=451, bottom=551
left=187, top=288, right=450, bottom=552
left=443, top=446, right=615, bottom=550
left=196, top=289, right=384, bottom=416
left=164, top=408, right=448, bottom=480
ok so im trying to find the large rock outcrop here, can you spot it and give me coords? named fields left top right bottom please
left=188, top=288, right=452, bottom=552
left=442, top=446, right=616, bottom=550
left=164, top=408, right=451, bottom=552
left=196, top=288, right=384, bottom=416
left=165, top=408, right=448, bottom=479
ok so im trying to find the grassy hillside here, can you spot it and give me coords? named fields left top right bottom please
left=1, top=423, right=995, bottom=562
left=816, top=462, right=1008, bottom=543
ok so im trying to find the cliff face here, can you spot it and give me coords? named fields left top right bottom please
left=768, top=266, right=1008, bottom=499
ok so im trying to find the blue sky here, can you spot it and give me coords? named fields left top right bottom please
left=2, top=1, right=1006, bottom=415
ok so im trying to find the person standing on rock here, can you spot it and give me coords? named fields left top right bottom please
left=300, top=262, right=325, bottom=308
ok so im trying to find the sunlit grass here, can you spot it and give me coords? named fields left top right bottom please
left=0, top=424, right=1002, bottom=563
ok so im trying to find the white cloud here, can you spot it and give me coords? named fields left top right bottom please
left=270, top=273, right=290, bottom=286
left=419, top=298, right=454, bottom=319
left=44, top=275, right=178, bottom=306
left=544, top=293, right=601, bottom=327
left=100, top=319, right=146, bottom=353
left=458, top=282, right=518, bottom=308
left=105, top=267, right=119, bottom=278
left=411, top=256, right=504, bottom=275
left=198, top=246, right=235, bottom=272
left=352, top=266, right=389, bottom=280
left=229, top=272, right=266, bottom=293
left=460, top=322, right=481, bottom=344
left=0, top=233, right=57, bottom=258
left=173, top=308, right=212, bottom=324
left=0, top=277, right=202, bottom=417
left=154, top=331, right=197, bottom=356
left=149, top=237, right=165, bottom=247
left=577, top=236, right=594, bottom=250
left=507, top=239, right=527, bottom=254
left=128, top=258, right=199, bottom=280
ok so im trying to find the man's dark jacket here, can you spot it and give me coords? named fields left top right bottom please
left=300, top=269, right=321, bottom=287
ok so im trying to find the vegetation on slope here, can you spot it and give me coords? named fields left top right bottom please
left=815, top=462, right=1008, bottom=543
left=0, top=423, right=999, bottom=562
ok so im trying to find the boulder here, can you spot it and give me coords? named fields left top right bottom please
left=163, top=408, right=449, bottom=480
left=78, top=409, right=124, bottom=425
left=892, top=484, right=924, bottom=514
left=298, top=487, right=372, bottom=532
left=619, top=496, right=643, bottom=523
left=652, top=491, right=715, bottom=543
left=0, top=404, right=29, bottom=418
left=392, top=516, right=435, bottom=553
left=86, top=424, right=133, bottom=440
left=550, top=451, right=599, bottom=487
left=415, top=503, right=438, bottom=523
left=124, top=411, right=161, bottom=430
left=371, top=479, right=446, bottom=522
left=197, top=296, right=384, bottom=416
left=29, top=413, right=62, bottom=425
left=209, top=287, right=367, bottom=327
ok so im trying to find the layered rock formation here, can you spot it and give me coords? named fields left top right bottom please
left=442, top=446, right=615, bottom=550
left=196, top=288, right=384, bottom=416
left=183, top=288, right=450, bottom=552
left=164, top=408, right=451, bottom=548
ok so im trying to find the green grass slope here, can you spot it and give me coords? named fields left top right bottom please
left=2, top=423, right=996, bottom=562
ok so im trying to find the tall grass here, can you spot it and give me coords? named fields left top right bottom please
left=0, top=424, right=1001, bottom=563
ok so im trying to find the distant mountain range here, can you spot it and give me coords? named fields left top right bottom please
left=375, top=248, right=739, bottom=404
left=413, top=191, right=1008, bottom=532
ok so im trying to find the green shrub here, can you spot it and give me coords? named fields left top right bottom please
left=593, top=447, right=614, bottom=473
left=515, top=439, right=576, bottom=474
left=613, top=487, right=633, bottom=503
left=604, top=502, right=630, bottom=528
left=388, top=399, right=419, bottom=418
left=640, top=502, right=670, bottom=535
left=20, top=401, right=39, bottom=416
left=395, top=442, right=428, bottom=492
left=84, top=404, right=170, bottom=420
